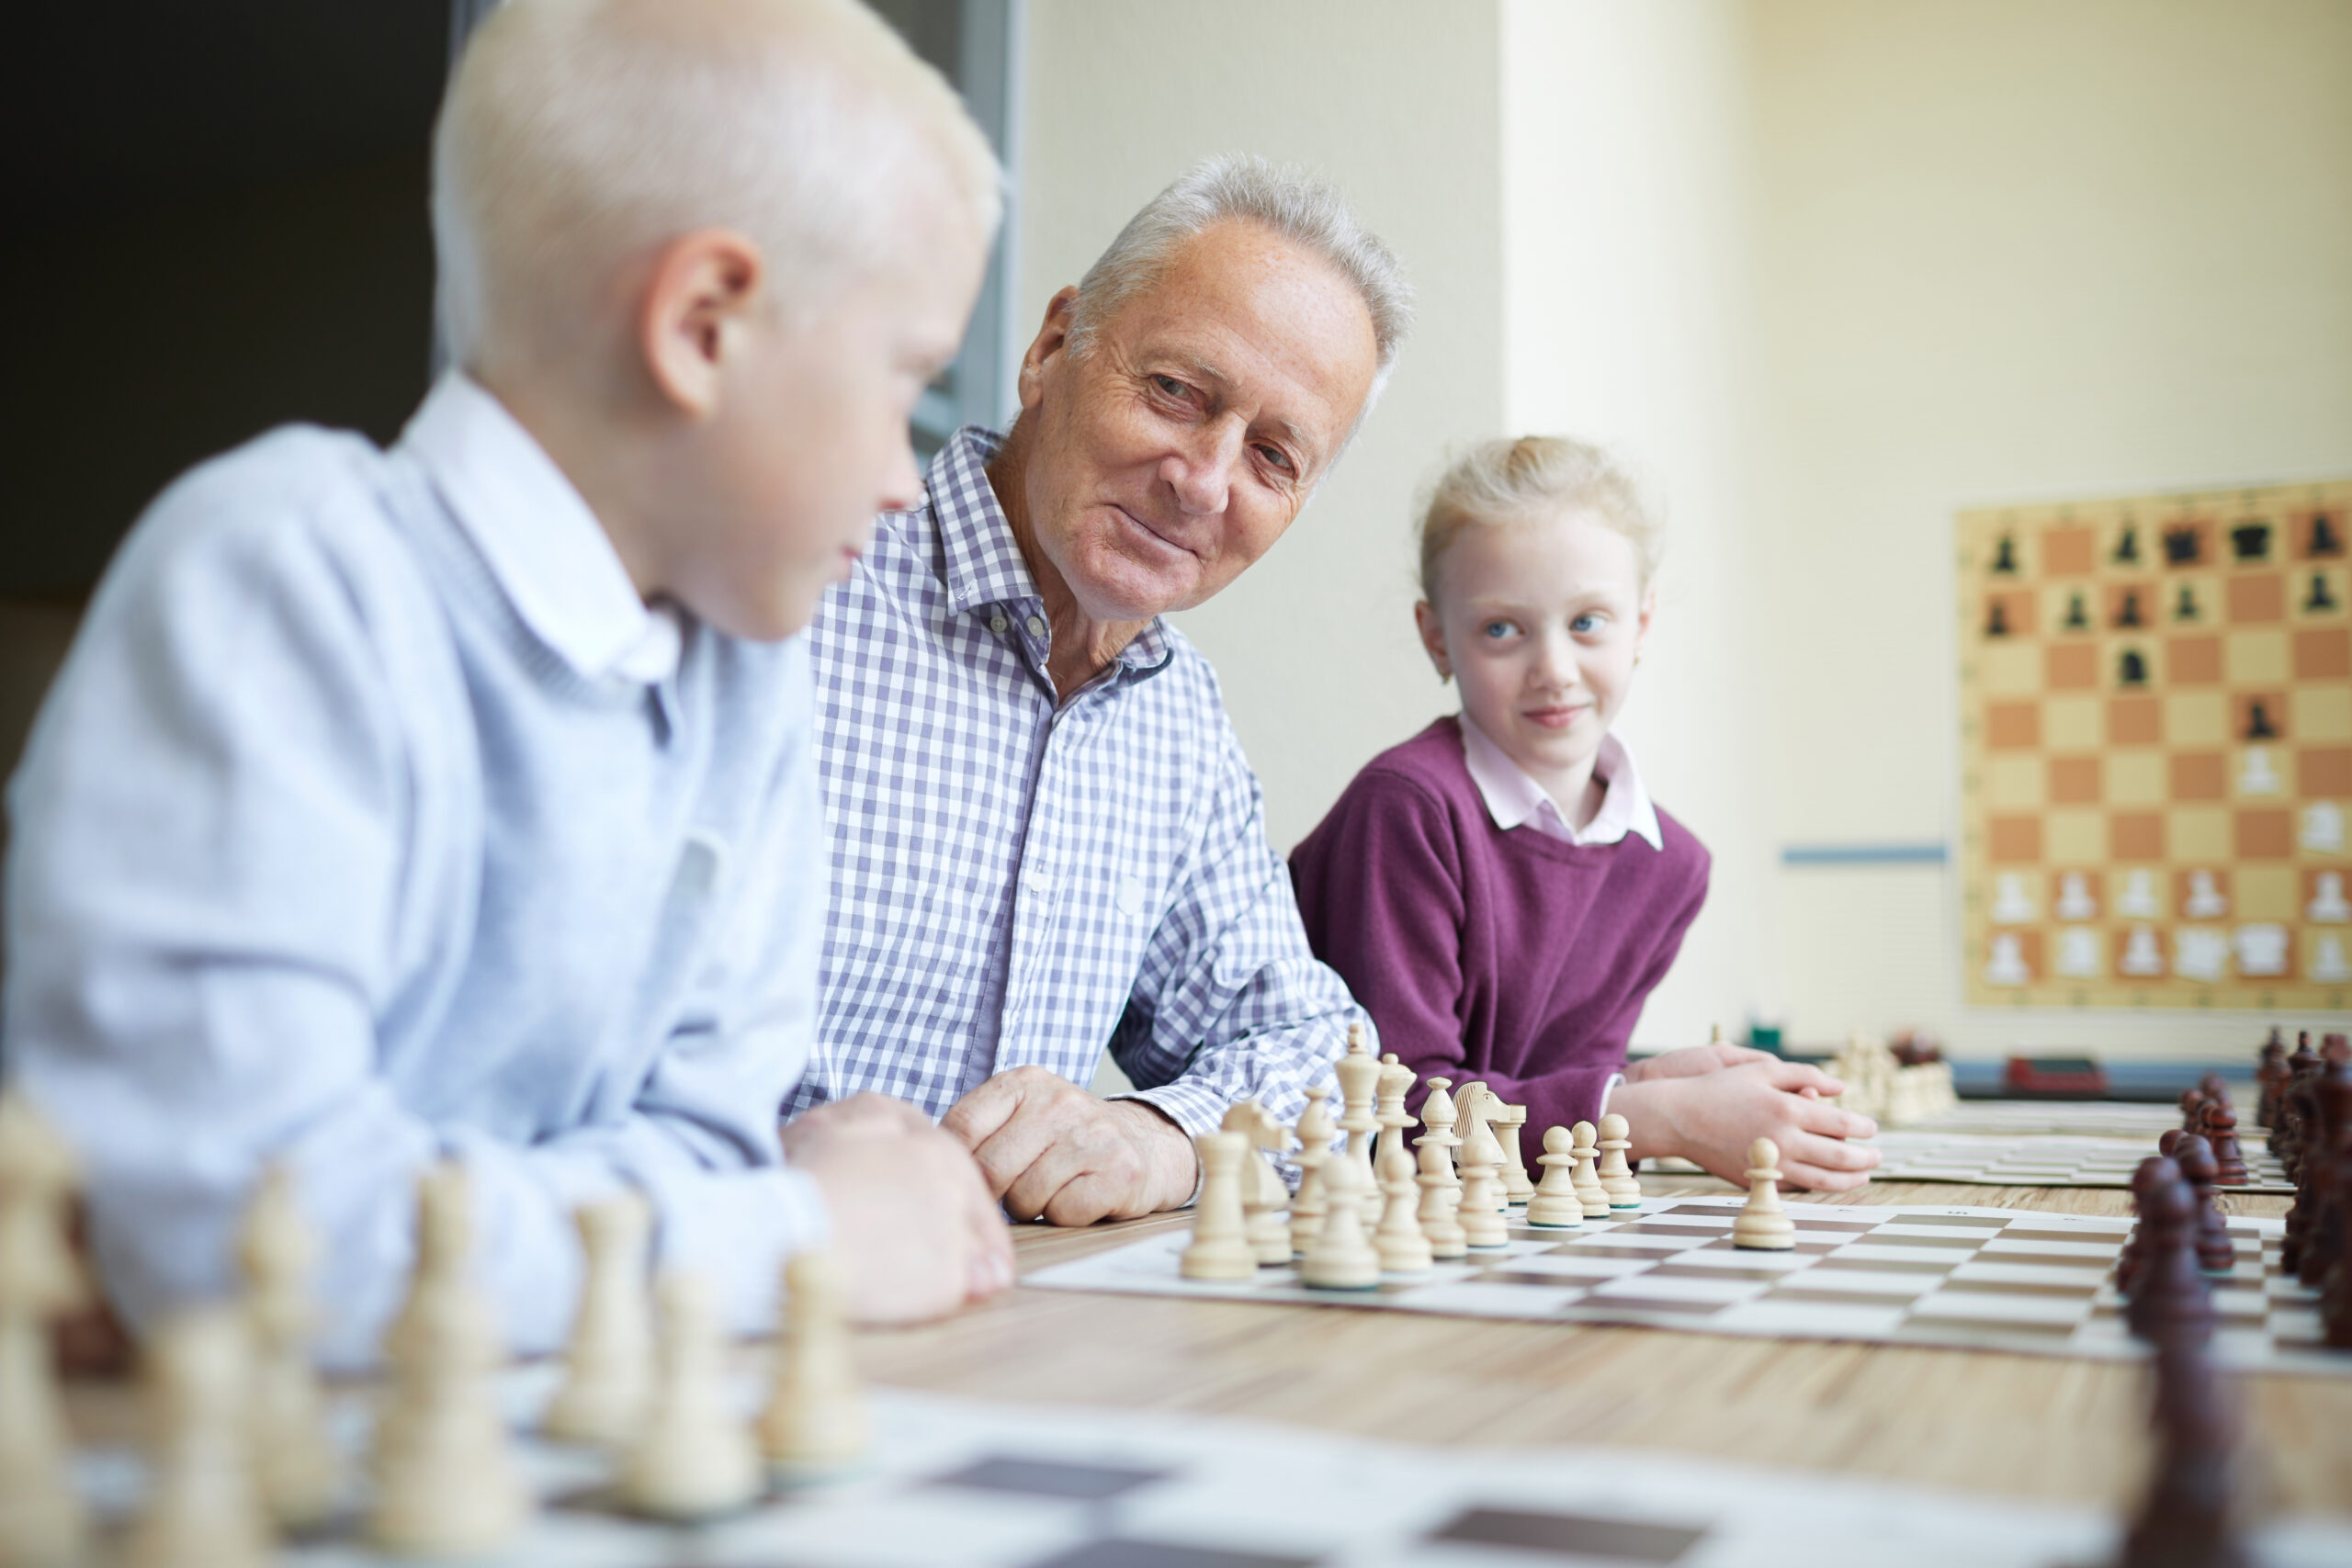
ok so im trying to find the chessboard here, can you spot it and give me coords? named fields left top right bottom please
left=60, top=1371, right=2352, bottom=1568
left=1868, top=1130, right=2293, bottom=1194
left=1955, top=477, right=2351, bottom=1010
left=1907, top=1100, right=2211, bottom=1138
left=1026, top=1195, right=2349, bottom=1377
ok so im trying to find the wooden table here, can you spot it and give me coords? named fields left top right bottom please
left=849, top=1176, right=2351, bottom=1517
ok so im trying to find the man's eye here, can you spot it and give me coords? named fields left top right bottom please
left=1256, top=445, right=1295, bottom=476
left=1151, top=374, right=1187, bottom=398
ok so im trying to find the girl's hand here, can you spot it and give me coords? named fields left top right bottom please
left=1612, top=1060, right=1881, bottom=1192
left=1623, top=1041, right=1780, bottom=1082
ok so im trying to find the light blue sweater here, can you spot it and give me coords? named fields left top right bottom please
left=4, top=396, right=828, bottom=1367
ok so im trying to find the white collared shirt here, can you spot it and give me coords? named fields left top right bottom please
left=402, top=373, right=683, bottom=687
left=1459, top=715, right=1664, bottom=851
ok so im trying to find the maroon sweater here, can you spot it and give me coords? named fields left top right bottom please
left=1288, top=717, right=1710, bottom=1136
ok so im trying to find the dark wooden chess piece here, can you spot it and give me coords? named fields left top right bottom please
left=2278, top=1033, right=2324, bottom=1180
left=2256, top=1029, right=2289, bottom=1129
left=2197, top=1073, right=2229, bottom=1103
left=2169, top=1134, right=2238, bottom=1278
left=2178, top=1088, right=2208, bottom=1134
left=2125, top=1171, right=2214, bottom=1347
left=2116, top=1156, right=2177, bottom=1299
left=2291, top=1058, right=2350, bottom=1289
left=2324, top=1160, right=2352, bottom=1349
left=2202, top=1104, right=2249, bottom=1187
left=2310, top=571, right=2341, bottom=614
left=2116, top=1331, right=2248, bottom=1568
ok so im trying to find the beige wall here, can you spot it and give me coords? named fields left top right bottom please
left=1750, top=0, right=2352, bottom=1054
left=1018, top=0, right=1505, bottom=858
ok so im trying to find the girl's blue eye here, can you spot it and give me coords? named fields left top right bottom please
left=1571, top=613, right=1602, bottom=634
left=1482, top=620, right=1514, bottom=639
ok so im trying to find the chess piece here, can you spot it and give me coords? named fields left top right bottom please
left=1984, top=931, right=2030, bottom=985
left=238, top=1164, right=339, bottom=1530
left=2290, top=1057, right=2351, bottom=1288
left=2315, top=934, right=2352, bottom=984
left=1454, top=1114, right=1510, bottom=1249
left=1524, top=1127, right=1586, bottom=1229
left=1413, top=1118, right=1467, bottom=1260
left=1730, top=1139, right=1795, bottom=1251
left=2114, top=524, right=2140, bottom=565
left=1289, top=1085, right=1337, bottom=1258
left=2172, top=582, right=2199, bottom=621
left=2184, top=870, right=2227, bottom=919
left=2203, top=1106, right=2250, bottom=1189
left=1222, top=1100, right=1293, bottom=1267
left=2116, top=1156, right=2171, bottom=1298
left=0, top=1091, right=94, bottom=1568
left=1991, top=534, right=2018, bottom=573
left=2055, top=928, right=2101, bottom=978
left=2163, top=524, right=2203, bottom=567
left=2236, top=746, right=2280, bottom=795
left=367, top=1163, right=531, bottom=1557
left=2118, top=648, right=2147, bottom=686
left=759, top=1250, right=869, bottom=1476
left=2117, top=869, right=2163, bottom=919
left=1373, top=1145, right=1431, bottom=1274
left=1569, top=1121, right=1611, bottom=1219
left=2244, top=699, right=2278, bottom=741
left=2054, top=872, right=2098, bottom=921
left=2303, top=801, right=2347, bottom=854
left=2256, top=1030, right=2290, bottom=1129
left=1984, top=600, right=2009, bottom=637
left=1372, top=1054, right=1416, bottom=1173
left=2063, top=592, right=2089, bottom=630
left=2169, top=1135, right=2238, bottom=1277
left=1595, top=1113, right=1641, bottom=1210
left=2117, top=1335, right=2249, bottom=1568
left=1181, top=1132, right=1257, bottom=1281
left=1336, top=1025, right=1383, bottom=1222
left=1990, top=871, right=2037, bottom=924
left=544, top=1194, right=655, bottom=1447
left=2310, top=871, right=2352, bottom=922
left=620, top=1273, right=761, bottom=1519
left=2116, top=589, right=2143, bottom=628
left=2124, top=1172, right=2214, bottom=1348
left=2119, top=925, right=2165, bottom=977
left=1494, top=1101, right=1535, bottom=1206
left=2230, top=520, right=2271, bottom=562
left=2309, top=570, right=2340, bottom=613
left=2313, top=511, right=2345, bottom=557
left=122, top=1310, right=272, bottom=1568
left=1299, top=1138, right=1382, bottom=1290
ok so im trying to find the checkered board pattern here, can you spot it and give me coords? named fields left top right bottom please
left=1955, top=478, right=2352, bottom=1010
left=62, top=1376, right=2352, bottom=1568
left=1869, top=1130, right=2293, bottom=1194
left=1909, top=1100, right=2216, bottom=1138
left=1026, top=1197, right=2347, bottom=1377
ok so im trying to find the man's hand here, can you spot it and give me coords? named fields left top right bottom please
left=1612, top=1058, right=1881, bottom=1192
left=941, top=1066, right=1199, bottom=1225
left=786, top=1094, right=1014, bottom=1324
left=1623, top=1042, right=1776, bottom=1082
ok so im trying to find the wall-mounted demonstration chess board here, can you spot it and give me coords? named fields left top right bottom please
left=1956, top=479, right=2351, bottom=1009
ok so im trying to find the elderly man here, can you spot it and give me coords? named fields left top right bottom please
left=789, top=156, right=1411, bottom=1224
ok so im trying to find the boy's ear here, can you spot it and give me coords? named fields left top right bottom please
left=1013, top=286, right=1082, bottom=414
left=639, top=229, right=765, bottom=417
left=1413, top=600, right=1452, bottom=681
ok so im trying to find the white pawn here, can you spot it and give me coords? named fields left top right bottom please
left=759, top=1251, right=869, bottom=1478
left=0, top=1090, right=94, bottom=1568
left=2238, top=746, right=2281, bottom=795
left=2054, top=872, right=2098, bottom=921
left=2313, top=933, right=2352, bottom=985
left=1288, top=1085, right=1337, bottom=1258
left=2304, top=800, right=2347, bottom=853
left=2120, top=924, right=2165, bottom=976
left=543, top=1194, right=655, bottom=1447
left=1494, top=1101, right=1535, bottom=1206
left=1373, top=1145, right=1432, bottom=1274
left=1180, top=1132, right=1256, bottom=1280
left=1569, top=1121, right=1611, bottom=1219
left=1732, top=1138, right=1795, bottom=1250
left=1596, top=1112, right=1641, bottom=1211
left=238, top=1164, right=338, bottom=1531
left=123, top=1310, right=271, bottom=1568
left=2310, top=871, right=2352, bottom=923
left=1220, top=1100, right=1291, bottom=1267
left=1524, top=1127, right=1585, bottom=1229
left=2116, top=868, right=2163, bottom=919
left=1455, top=1115, right=1510, bottom=1249
left=1299, top=1139, right=1381, bottom=1290
left=1990, top=871, right=2036, bottom=923
left=620, top=1274, right=761, bottom=1519
left=2185, top=869, right=2227, bottom=919
left=1984, top=931, right=2030, bottom=986
left=368, top=1164, right=530, bottom=1558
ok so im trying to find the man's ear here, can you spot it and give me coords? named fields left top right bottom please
left=639, top=229, right=765, bottom=417
left=1013, top=286, right=1082, bottom=414
left=1413, top=599, right=1453, bottom=681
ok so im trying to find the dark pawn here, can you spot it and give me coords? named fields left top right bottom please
left=2126, top=1175, right=2214, bottom=1348
left=2278, top=1034, right=2323, bottom=1179
left=2202, top=1104, right=2249, bottom=1186
left=2255, top=1031, right=2288, bottom=1129
left=2170, top=1135, right=2238, bottom=1277
left=2178, top=1088, right=2208, bottom=1134
left=2292, top=1059, right=2352, bottom=1289
left=2117, top=1337, right=2249, bottom=1568
left=2157, top=1129, right=2184, bottom=1159
left=2197, top=1073, right=2229, bottom=1106
left=2118, top=1156, right=2177, bottom=1298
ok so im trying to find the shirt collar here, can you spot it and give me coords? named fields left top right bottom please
left=924, top=424, right=1172, bottom=678
left=401, top=372, right=682, bottom=687
left=1458, top=715, right=1663, bottom=851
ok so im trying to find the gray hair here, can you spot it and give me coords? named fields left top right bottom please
left=433, top=0, right=1001, bottom=372
left=1418, top=436, right=1662, bottom=601
left=1067, top=153, right=1413, bottom=428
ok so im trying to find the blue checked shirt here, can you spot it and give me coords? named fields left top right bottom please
left=795, top=426, right=1364, bottom=1137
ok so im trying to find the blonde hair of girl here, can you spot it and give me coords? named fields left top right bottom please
left=1416, top=435, right=1660, bottom=604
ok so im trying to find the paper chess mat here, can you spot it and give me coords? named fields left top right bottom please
left=62, top=1373, right=2352, bottom=1568
left=1869, top=1130, right=2294, bottom=1194
left=1026, top=1197, right=2347, bottom=1377
left=1955, top=478, right=2352, bottom=1010
left=1907, top=1100, right=2223, bottom=1138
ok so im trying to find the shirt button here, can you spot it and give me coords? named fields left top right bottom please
left=989, top=611, right=1009, bottom=635
left=1025, top=615, right=1048, bottom=639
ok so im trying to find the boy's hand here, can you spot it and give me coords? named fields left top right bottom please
left=1623, top=1042, right=1777, bottom=1082
left=1612, top=1059, right=1881, bottom=1192
left=790, top=1107, right=1014, bottom=1324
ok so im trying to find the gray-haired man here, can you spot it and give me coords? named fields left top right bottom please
left=786, top=155, right=1413, bottom=1224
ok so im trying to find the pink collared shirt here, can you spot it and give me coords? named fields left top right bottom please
left=1458, top=717, right=1664, bottom=851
